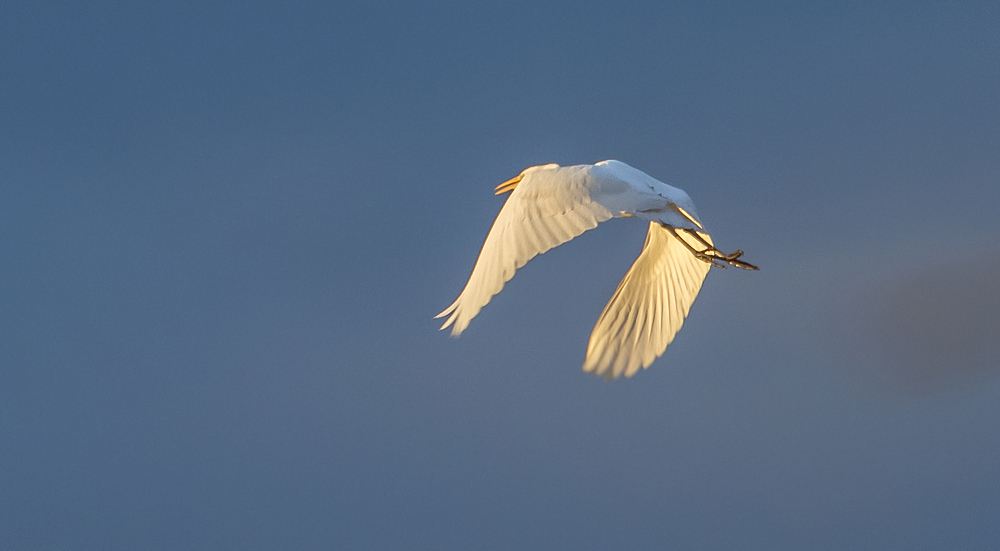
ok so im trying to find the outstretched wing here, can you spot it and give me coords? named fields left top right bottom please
left=437, top=164, right=655, bottom=336
left=583, top=223, right=712, bottom=380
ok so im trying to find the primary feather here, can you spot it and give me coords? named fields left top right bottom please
left=583, top=224, right=711, bottom=380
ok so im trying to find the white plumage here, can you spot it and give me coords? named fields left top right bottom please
left=437, top=160, right=756, bottom=380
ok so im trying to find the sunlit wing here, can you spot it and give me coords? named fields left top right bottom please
left=437, top=166, right=624, bottom=336
left=583, top=223, right=712, bottom=380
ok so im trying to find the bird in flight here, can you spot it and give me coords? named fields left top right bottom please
left=437, top=160, right=757, bottom=380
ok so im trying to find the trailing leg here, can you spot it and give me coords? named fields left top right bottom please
left=661, top=224, right=760, bottom=270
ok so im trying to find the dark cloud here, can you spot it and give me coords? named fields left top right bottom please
left=850, top=251, right=1000, bottom=395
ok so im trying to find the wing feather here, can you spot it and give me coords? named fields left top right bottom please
left=583, top=223, right=712, bottom=380
left=437, top=165, right=622, bottom=336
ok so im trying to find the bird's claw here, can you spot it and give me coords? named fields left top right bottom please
left=696, top=246, right=757, bottom=270
left=663, top=225, right=760, bottom=271
left=694, top=250, right=728, bottom=269
left=728, top=258, right=758, bottom=270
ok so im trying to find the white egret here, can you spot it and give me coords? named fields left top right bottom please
left=437, top=160, right=757, bottom=380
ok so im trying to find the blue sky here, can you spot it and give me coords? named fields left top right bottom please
left=2, top=2, right=999, bottom=549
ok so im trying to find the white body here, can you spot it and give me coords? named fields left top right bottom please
left=438, top=160, right=714, bottom=380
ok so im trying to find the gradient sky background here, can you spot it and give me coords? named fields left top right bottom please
left=2, top=2, right=999, bottom=550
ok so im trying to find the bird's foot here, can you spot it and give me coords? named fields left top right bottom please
left=663, top=225, right=760, bottom=270
left=727, top=257, right=759, bottom=270
left=696, top=247, right=758, bottom=270
left=693, top=250, right=728, bottom=269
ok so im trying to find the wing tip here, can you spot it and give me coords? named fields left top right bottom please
left=582, top=358, right=618, bottom=382
left=435, top=301, right=460, bottom=332
left=435, top=301, right=456, bottom=320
